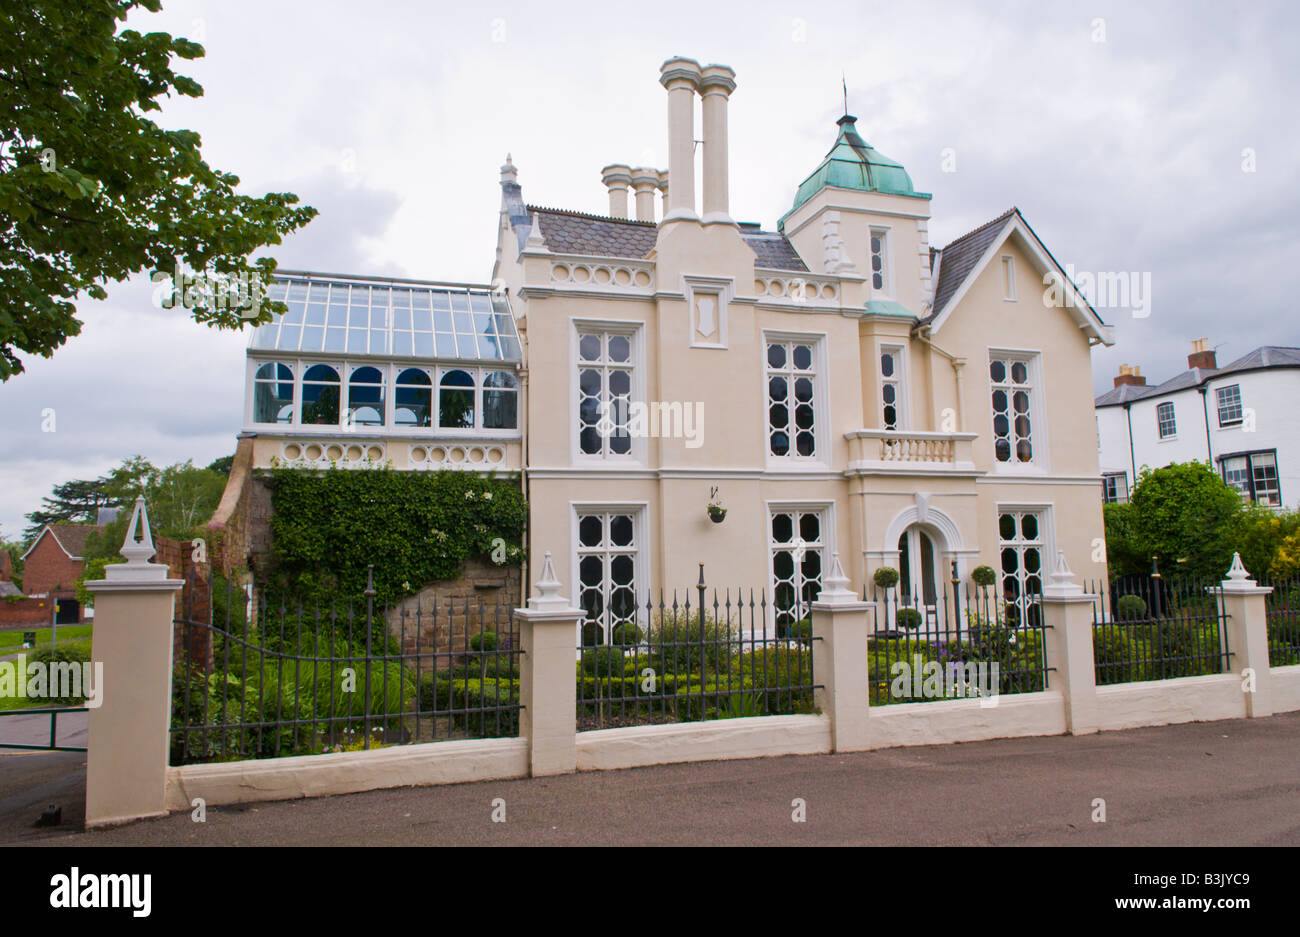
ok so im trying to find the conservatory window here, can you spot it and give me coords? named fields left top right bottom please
left=439, top=370, right=475, bottom=428
left=394, top=368, right=432, bottom=428
left=482, top=370, right=518, bottom=430
left=346, top=365, right=385, bottom=427
left=300, top=364, right=341, bottom=426
left=253, top=362, right=294, bottom=424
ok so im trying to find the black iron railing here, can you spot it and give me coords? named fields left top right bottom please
left=170, top=567, right=522, bottom=765
left=866, top=581, right=1049, bottom=705
left=1262, top=575, right=1300, bottom=667
left=1087, top=575, right=1231, bottom=684
left=575, top=583, right=819, bottom=730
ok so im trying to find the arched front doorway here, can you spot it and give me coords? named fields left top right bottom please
left=897, top=525, right=938, bottom=612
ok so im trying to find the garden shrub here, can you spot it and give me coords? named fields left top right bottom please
left=470, top=630, right=498, bottom=653
left=895, top=608, right=922, bottom=630
left=646, top=611, right=735, bottom=673
left=27, top=646, right=91, bottom=705
left=971, top=565, right=997, bottom=587
left=1116, top=594, right=1148, bottom=621
left=611, top=622, right=643, bottom=646
left=873, top=566, right=900, bottom=590
left=788, top=618, right=812, bottom=644
left=581, top=646, right=625, bottom=678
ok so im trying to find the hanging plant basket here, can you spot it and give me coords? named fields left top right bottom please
left=707, top=502, right=727, bottom=524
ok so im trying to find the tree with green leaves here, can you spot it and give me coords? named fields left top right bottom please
left=1118, top=461, right=1246, bottom=581
left=23, top=477, right=113, bottom=537
left=0, top=0, right=316, bottom=380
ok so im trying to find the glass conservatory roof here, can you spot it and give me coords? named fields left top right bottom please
left=249, top=272, right=522, bottom=362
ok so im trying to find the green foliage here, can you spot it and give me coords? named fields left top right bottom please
left=470, top=630, right=498, bottom=653
left=611, top=622, right=644, bottom=646
left=207, top=454, right=236, bottom=476
left=788, top=618, right=812, bottom=644
left=645, top=611, right=735, bottom=673
left=971, top=565, right=997, bottom=587
left=895, top=608, right=922, bottom=630
left=27, top=645, right=92, bottom=705
left=873, top=566, right=900, bottom=590
left=1116, top=593, right=1148, bottom=621
left=1122, top=462, right=1244, bottom=580
left=417, top=675, right=519, bottom=738
left=264, top=467, right=525, bottom=606
left=0, top=0, right=316, bottom=381
left=581, top=646, right=625, bottom=678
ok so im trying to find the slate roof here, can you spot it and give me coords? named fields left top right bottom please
left=1094, top=346, right=1300, bottom=407
left=46, top=524, right=103, bottom=559
left=0, top=581, right=22, bottom=598
left=926, top=208, right=1018, bottom=320
left=526, top=206, right=809, bottom=271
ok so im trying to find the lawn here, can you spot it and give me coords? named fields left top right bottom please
left=0, top=625, right=92, bottom=651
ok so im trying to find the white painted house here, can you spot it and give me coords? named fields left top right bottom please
left=1095, top=340, right=1300, bottom=508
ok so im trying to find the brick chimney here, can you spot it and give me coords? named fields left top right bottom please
left=1188, top=337, right=1217, bottom=370
left=1113, top=364, right=1147, bottom=388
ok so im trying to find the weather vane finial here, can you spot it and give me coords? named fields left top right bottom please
left=842, top=72, right=848, bottom=116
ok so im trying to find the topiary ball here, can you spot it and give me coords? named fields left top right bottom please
left=971, top=565, right=998, bottom=587
left=611, top=622, right=644, bottom=646
left=470, top=630, right=498, bottom=653
left=873, top=566, right=900, bottom=590
left=896, top=608, right=923, bottom=630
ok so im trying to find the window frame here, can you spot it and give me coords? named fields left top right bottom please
left=987, top=348, right=1049, bottom=473
left=245, top=355, right=520, bottom=435
left=878, top=341, right=907, bottom=431
left=1219, top=449, right=1281, bottom=506
left=1155, top=400, right=1177, bottom=440
left=765, top=500, right=834, bottom=635
left=570, top=319, right=646, bottom=465
left=994, top=504, right=1055, bottom=627
left=763, top=330, right=829, bottom=468
left=869, top=227, right=892, bottom=297
left=1216, top=384, right=1243, bottom=427
left=1101, top=471, right=1129, bottom=504
left=570, top=502, right=648, bottom=647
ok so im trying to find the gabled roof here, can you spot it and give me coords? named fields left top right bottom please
left=1094, top=346, right=1300, bottom=407
left=923, top=207, right=1113, bottom=345
left=0, top=581, right=22, bottom=598
left=21, top=523, right=104, bottom=562
left=526, top=206, right=809, bottom=272
left=929, top=208, right=1016, bottom=317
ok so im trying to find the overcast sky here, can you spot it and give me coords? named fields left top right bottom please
left=2, top=0, right=1297, bottom=538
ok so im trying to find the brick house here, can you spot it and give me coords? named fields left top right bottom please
left=19, top=523, right=104, bottom=624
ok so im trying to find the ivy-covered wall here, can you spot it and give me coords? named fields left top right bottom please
left=262, top=468, right=526, bottom=607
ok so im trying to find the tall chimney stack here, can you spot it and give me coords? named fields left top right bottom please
left=659, top=57, right=702, bottom=222
left=1113, top=364, right=1147, bottom=388
left=1188, top=337, right=1217, bottom=370
left=631, top=167, right=661, bottom=222
left=699, top=63, right=736, bottom=226
left=600, top=164, right=632, bottom=219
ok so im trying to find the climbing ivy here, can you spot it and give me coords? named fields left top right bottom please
left=262, top=468, right=525, bottom=607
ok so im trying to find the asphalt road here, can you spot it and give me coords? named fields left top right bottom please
left=3, top=712, right=1298, bottom=846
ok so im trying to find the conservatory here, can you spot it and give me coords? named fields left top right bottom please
left=241, top=271, right=524, bottom=473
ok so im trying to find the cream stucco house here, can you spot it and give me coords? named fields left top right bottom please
left=234, top=56, right=1116, bottom=642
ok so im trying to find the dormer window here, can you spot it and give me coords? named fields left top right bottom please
left=870, top=229, right=889, bottom=294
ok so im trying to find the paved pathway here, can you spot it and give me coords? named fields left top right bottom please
left=3, top=712, right=1298, bottom=846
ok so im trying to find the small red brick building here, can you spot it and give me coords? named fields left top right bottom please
left=18, top=523, right=104, bottom=624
